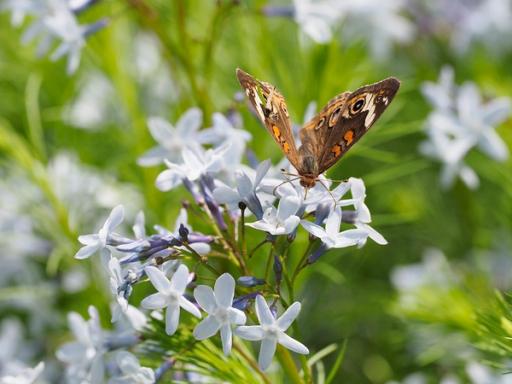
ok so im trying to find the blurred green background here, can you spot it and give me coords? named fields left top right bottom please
left=1, top=0, right=512, bottom=383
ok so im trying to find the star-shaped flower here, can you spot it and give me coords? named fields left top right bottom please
left=155, top=143, right=230, bottom=191
left=137, top=108, right=204, bottom=167
left=246, top=196, right=301, bottom=235
left=301, top=207, right=366, bottom=249
left=108, top=351, right=155, bottom=384
left=235, top=295, right=309, bottom=371
left=193, top=273, right=247, bottom=355
left=74, top=205, right=124, bottom=260
left=141, top=265, right=201, bottom=335
left=213, top=160, right=271, bottom=219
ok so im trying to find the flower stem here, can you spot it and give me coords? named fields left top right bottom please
left=233, top=342, right=271, bottom=384
left=276, top=345, right=304, bottom=384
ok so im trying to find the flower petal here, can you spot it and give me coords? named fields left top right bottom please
left=255, top=295, right=274, bottom=325
left=300, top=220, right=326, bottom=239
left=165, top=304, right=180, bottom=335
left=104, top=205, right=124, bottom=232
left=236, top=172, right=254, bottom=199
left=213, top=185, right=240, bottom=204
left=220, top=324, right=233, bottom=356
left=214, top=273, right=235, bottom=308
left=170, top=264, right=190, bottom=293
left=147, top=116, right=175, bottom=144
left=176, top=107, right=202, bottom=134
left=278, top=333, right=309, bottom=354
left=259, top=338, right=277, bottom=371
left=254, top=159, right=271, bottom=187
left=74, top=243, right=99, bottom=259
left=140, top=292, right=167, bottom=310
left=194, top=285, right=216, bottom=313
left=283, top=216, right=300, bottom=234
left=228, top=307, right=247, bottom=325
left=277, top=196, right=300, bottom=221
left=276, top=302, right=301, bottom=331
left=235, top=325, right=264, bottom=341
left=145, top=266, right=172, bottom=294
left=193, top=315, right=220, bottom=340
left=179, top=296, right=201, bottom=318
left=156, top=169, right=183, bottom=191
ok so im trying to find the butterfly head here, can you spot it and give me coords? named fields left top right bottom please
left=299, top=175, right=317, bottom=189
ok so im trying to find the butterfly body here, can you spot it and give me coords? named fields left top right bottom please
left=236, top=68, right=400, bottom=188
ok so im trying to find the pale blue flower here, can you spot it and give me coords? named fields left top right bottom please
left=56, top=306, right=107, bottom=383
left=138, top=108, right=204, bottom=167
left=193, top=273, right=247, bottom=355
left=235, top=295, right=309, bottom=371
left=420, top=66, right=510, bottom=189
left=213, top=159, right=271, bottom=218
left=0, top=362, right=44, bottom=384
left=141, top=265, right=201, bottom=335
left=301, top=207, right=367, bottom=249
left=246, top=196, right=301, bottom=236
left=74, top=205, right=124, bottom=260
left=155, top=143, right=230, bottom=191
left=108, top=351, right=155, bottom=384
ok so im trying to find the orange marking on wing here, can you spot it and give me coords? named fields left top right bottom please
left=344, top=130, right=354, bottom=145
left=283, top=142, right=290, bottom=153
left=272, top=125, right=281, bottom=139
left=331, top=144, right=342, bottom=157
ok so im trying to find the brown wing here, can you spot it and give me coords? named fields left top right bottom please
left=236, top=68, right=300, bottom=169
left=302, top=77, right=400, bottom=174
left=299, top=92, right=351, bottom=163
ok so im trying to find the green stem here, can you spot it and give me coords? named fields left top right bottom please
left=276, top=346, right=303, bottom=384
left=25, top=74, right=46, bottom=162
left=233, top=342, right=271, bottom=384
left=181, top=242, right=220, bottom=276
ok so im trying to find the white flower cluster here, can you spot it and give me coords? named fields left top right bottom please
left=420, top=66, right=510, bottom=189
left=0, top=0, right=107, bottom=74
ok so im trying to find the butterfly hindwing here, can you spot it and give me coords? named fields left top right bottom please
left=236, top=68, right=300, bottom=169
left=315, top=77, right=401, bottom=173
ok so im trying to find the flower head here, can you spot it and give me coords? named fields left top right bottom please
left=235, top=295, right=309, bottom=371
left=246, top=196, right=301, bottom=236
left=75, top=205, right=124, bottom=260
left=141, top=265, right=201, bottom=335
left=108, top=351, right=155, bottom=384
left=193, top=273, right=247, bottom=355
left=138, top=108, right=204, bottom=167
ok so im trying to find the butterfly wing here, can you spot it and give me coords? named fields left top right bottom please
left=236, top=68, right=301, bottom=169
left=301, top=77, right=400, bottom=174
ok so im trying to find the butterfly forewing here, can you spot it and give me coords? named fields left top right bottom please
left=315, top=77, right=400, bottom=173
left=236, top=68, right=301, bottom=169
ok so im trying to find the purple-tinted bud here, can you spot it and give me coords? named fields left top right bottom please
left=307, top=244, right=329, bottom=265
left=237, top=276, right=265, bottom=287
left=246, top=193, right=264, bottom=219
left=262, top=5, right=295, bottom=18
left=233, top=292, right=259, bottom=311
left=269, top=303, right=278, bottom=319
left=178, top=224, right=189, bottom=242
left=83, top=18, right=109, bottom=38
left=315, top=203, right=331, bottom=225
left=341, top=210, right=357, bottom=224
left=245, top=149, right=259, bottom=169
left=155, top=359, right=175, bottom=382
left=183, top=178, right=204, bottom=204
left=273, top=255, right=282, bottom=284
left=188, top=233, right=214, bottom=244
left=200, top=177, right=227, bottom=231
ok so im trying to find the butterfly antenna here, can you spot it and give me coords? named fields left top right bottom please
left=272, top=177, right=301, bottom=197
left=317, top=178, right=337, bottom=208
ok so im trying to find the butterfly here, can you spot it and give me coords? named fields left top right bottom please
left=236, top=68, right=400, bottom=188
